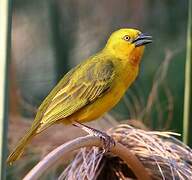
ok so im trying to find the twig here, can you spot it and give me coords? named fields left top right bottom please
left=141, top=49, right=178, bottom=127
left=23, top=135, right=151, bottom=180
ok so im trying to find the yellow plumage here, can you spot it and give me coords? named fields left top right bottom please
left=7, top=28, right=151, bottom=164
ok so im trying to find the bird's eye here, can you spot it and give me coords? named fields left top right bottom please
left=123, top=35, right=130, bottom=41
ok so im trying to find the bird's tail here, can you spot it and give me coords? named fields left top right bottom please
left=7, top=125, right=38, bottom=165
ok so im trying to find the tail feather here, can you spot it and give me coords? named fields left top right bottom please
left=7, top=126, right=38, bottom=165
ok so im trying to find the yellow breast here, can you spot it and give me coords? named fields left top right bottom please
left=66, top=64, right=138, bottom=124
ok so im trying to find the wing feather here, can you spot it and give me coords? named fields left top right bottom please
left=41, top=59, right=115, bottom=125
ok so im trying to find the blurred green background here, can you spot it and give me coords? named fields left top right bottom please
left=7, top=0, right=189, bottom=179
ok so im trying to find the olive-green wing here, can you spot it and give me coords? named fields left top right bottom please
left=40, top=60, right=115, bottom=126
left=30, top=64, right=80, bottom=130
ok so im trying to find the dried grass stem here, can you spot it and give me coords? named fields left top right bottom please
left=23, top=135, right=151, bottom=180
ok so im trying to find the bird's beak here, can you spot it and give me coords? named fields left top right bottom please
left=133, top=33, right=152, bottom=47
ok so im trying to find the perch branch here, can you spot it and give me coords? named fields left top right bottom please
left=23, top=135, right=151, bottom=180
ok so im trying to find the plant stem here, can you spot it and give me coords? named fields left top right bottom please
left=23, top=136, right=151, bottom=180
left=0, top=0, right=12, bottom=179
left=183, top=0, right=192, bottom=145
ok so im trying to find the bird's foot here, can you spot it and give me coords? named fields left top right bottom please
left=97, top=130, right=116, bottom=153
left=72, top=121, right=115, bottom=153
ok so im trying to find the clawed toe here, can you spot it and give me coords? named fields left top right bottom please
left=72, top=121, right=116, bottom=153
left=98, top=132, right=116, bottom=153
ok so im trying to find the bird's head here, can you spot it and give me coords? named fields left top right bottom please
left=104, top=28, right=152, bottom=65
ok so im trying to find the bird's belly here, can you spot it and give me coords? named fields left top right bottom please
left=67, top=82, right=126, bottom=123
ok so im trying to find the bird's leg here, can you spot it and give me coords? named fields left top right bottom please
left=72, top=121, right=115, bottom=153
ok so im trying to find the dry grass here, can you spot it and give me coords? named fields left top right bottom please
left=61, top=124, right=192, bottom=180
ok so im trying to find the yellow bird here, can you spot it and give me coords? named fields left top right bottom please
left=7, top=28, right=152, bottom=164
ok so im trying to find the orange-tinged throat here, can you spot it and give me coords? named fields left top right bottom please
left=129, top=46, right=145, bottom=66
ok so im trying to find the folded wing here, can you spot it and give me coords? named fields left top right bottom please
left=38, top=59, right=115, bottom=129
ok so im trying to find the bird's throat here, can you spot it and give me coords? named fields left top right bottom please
left=129, top=47, right=145, bottom=66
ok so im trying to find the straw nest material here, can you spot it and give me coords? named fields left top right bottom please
left=59, top=124, right=192, bottom=180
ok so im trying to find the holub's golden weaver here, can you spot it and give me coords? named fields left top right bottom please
left=7, top=28, right=152, bottom=164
